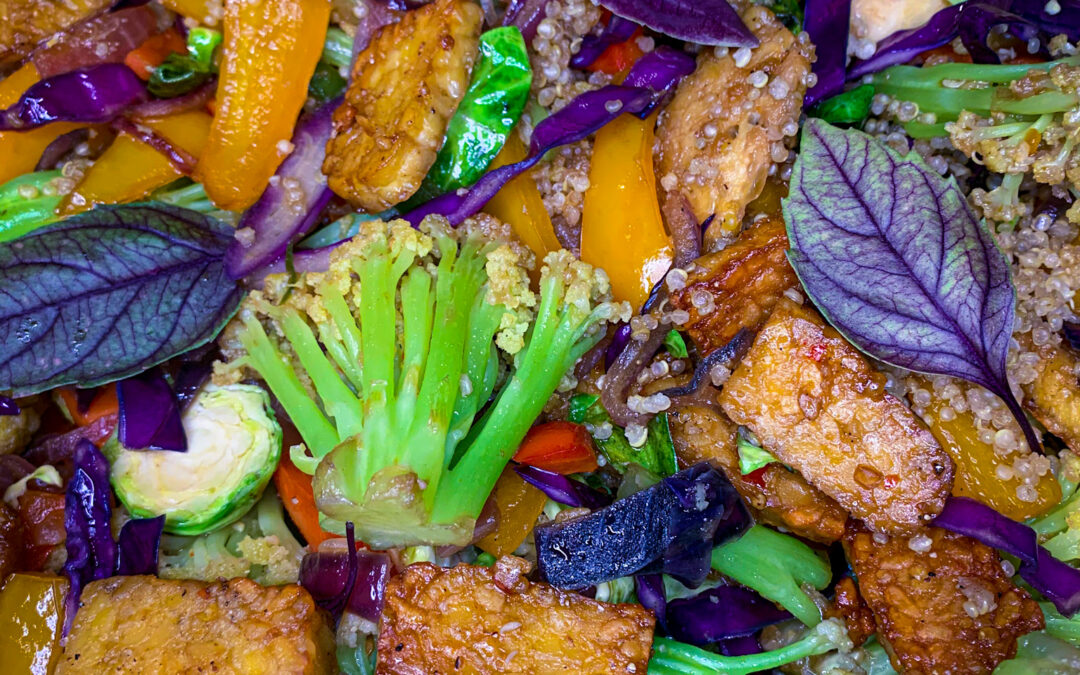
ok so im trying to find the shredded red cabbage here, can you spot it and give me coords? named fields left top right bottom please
left=225, top=100, right=337, bottom=279
left=666, top=585, right=791, bottom=645
left=117, top=370, right=186, bottom=452
left=115, top=515, right=165, bottom=576
left=571, top=14, right=639, bottom=69
left=932, top=496, right=1080, bottom=617
left=513, top=464, right=612, bottom=509
left=535, top=463, right=750, bottom=589
left=502, top=0, right=548, bottom=42
left=803, top=0, right=852, bottom=107
left=31, top=6, right=162, bottom=79
left=62, top=440, right=118, bottom=636
left=0, top=395, right=18, bottom=416
left=299, top=522, right=392, bottom=623
left=596, top=0, right=757, bottom=47
left=0, top=64, right=147, bottom=131
left=718, top=635, right=763, bottom=657
left=635, top=573, right=667, bottom=626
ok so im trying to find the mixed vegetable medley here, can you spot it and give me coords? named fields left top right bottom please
left=3, top=0, right=1080, bottom=672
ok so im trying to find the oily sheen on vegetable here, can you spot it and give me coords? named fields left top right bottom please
left=0, top=204, right=244, bottom=396
left=784, top=119, right=1042, bottom=455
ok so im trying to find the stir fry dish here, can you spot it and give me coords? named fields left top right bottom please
left=3, top=0, right=1080, bottom=672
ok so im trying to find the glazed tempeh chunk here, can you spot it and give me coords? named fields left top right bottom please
left=0, top=0, right=111, bottom=68
left=719, top=298, right=954, bottom=533
left=58, top=576, right=336, bottom=674
left=669, top=405, right=847, bottom=544
left=377, top=556, right=655, bottom=674
left=844, top=523, right=1044, bottom=674
left=323, top=0, right=483, bottom=211
left=655, top=6, right=812, bottom=237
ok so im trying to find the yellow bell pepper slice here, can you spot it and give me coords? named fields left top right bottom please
left=161, top=0, right=221, bottom=25
left=917, top=378, right=1060, bottom=520
left=474, top=469, right=548, bottom=558
left=581, top=111, right=672, bottom=309
left=0, top=64, right=81, bottom=185
left=195, top=0, right=330, bottom=211
left=0, top=573, right=68, bottom=675
left=483, top=132, right=561, bottom=264
left=60, top=109, right=213, bottom=215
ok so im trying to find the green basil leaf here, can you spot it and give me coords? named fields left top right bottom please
left=664, top=329, right=688, bottom=358
left=0, top=203, right=244, bottom=396
left=568, top=393, right=677, bottom=477
left=737, top=436, right=778, bottom=474
left=809, top=84, right=874, bottom=125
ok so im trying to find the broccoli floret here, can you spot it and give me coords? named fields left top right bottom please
left=233, top=216, right=627, bottom=547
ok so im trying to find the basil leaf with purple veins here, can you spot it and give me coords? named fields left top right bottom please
left=0, top=203, right=243, bottom=396
left=783, top=118, right=1040, bottom=454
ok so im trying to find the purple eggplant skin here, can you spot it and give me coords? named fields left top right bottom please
left=224, top=99, right=338, bottom=280
left=534, top=463, right=750, bottom=590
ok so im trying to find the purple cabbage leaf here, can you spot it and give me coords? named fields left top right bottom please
left=783, top=119, right=1041, bottom=455
left=571, top=14, right=639, bottom=69
left=115, top=515, right=166, bottom=576
left=0, top=64, right=147, bottom=131
left=0, top=203, right=244, bottom=397
left=596, top=0, right=757, bottom=47
left=803, top=0, right=852, bottom=107
left=299, top=522, right=392, bottom=623
left=666, top=585, right=792, bottom=646
left=513, top=464, right=613, bottom=509
left=117, top=370, right=186, bottom=451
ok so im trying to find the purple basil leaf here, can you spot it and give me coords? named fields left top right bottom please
left=117, top=370, right=186, bottom=451
left=513, top=464, right=613, bottom=509
left=0, top=203, right=243, bottom=397
left=803, top=0, right=851, bottom=107
left=115, top=515, right=165, bottom=576
left=933, top=496, right=1080, bottom=616
left=502, top=0, right=548, bottom=42
left=62, top=439, right=118, bottom=637
left=0, top=64, right=147, bottom=131
left=666, top=585, right=791, bottom=645
left=635, top=574, right=667, bottom=627
left=535, top=463, right=750, bottom=589
left=571, top=15, right=639, bottom=69
left=0, top=395, right=18, bottom=416
left=225, top=99, right=337, bottom=279
left=597, top=0, right=757, bottom=47
left=784, top=119, right=1042, bottom=455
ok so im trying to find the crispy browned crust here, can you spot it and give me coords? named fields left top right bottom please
left=669, top=405, right=847, bottom=544
left=668, top=215, right=798, bottom=356
left=844, top=523, right=1044, bottom=674
left=0, top=0, right=111, bottom=68
left=825, top=576, right=876, bottom=648
left=719, top=299, right=954, bottom=534
left=1020, top=335, right=1080, bottom=451
left=58, top=576, right=336, bottom=674
left=376, top=557, right=655, bottom=674
left=655, top=6, right=812, bottom=237
left=323, top=0, right=482, bottom=210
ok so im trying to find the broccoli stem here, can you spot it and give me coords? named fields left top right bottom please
left=710, top=525, right=831, bottom=627
left=648, top=619, right=850, bottom=675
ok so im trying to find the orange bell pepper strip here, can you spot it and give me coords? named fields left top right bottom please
left=59, top=109, right=213, bottom=215
left=194, top=0, right=330, bottom=210
left=273, top=452, right=336, bottom=547
left=483, top=131, right=561, bottom=268
left=124, top=28, right=188, bottom=80
left=512, top=421, right=598, bottom=474
left=0, top=64, right=82, bottom=185
left=587, top=27, right=645, bottom=76
left=474, top=468, right=548, bottom=558
left=581, top=111, right=672, bottom=309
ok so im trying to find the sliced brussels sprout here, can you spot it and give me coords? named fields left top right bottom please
left=103, top=383, right=281, bottom=535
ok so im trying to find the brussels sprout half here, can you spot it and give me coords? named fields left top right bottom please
left=104, top=383, right=282, bottom=536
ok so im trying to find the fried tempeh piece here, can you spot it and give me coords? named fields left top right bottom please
left=1020, top=335, right=1080, bottom=451
left=669, top=405, right=847, bottom=544
left=655, top=6, right=812, bottom=238
left=719, top=299, right=953, bottom=533
left=59, top=576, right=336, bottom=674
left=824, top=576, right=876, bottom=648
left=844, top=523, right=1044, bottom=674
left=323, top=0, right=482, bottom=211
left=377, top=556, right=655, bottom=674
left=668, top=214, right=798, bottom=356
left=0, top=0, right=111, bottom=68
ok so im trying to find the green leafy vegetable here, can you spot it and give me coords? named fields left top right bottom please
left=235, top=220, right=624, bottom=547
left=0, top=170, right=62, bottom=242
left=769, top=0, right=804, bottom=34
left=187, top=27, right=222, bottom=69
left=737, top=435, right=778, bottom=474
left=809, top=84, right=874, bottom=125
left=710, top=524, right=831, bottom=626
left=407, top=27, right=532, bottom=204
left=995, top=632, right=1080, bottom=674
left=648, top=618, right=852, bottom=675
left=568, top=393, right=678, bottom=477
left=784, top=119, right=1041, bottom=454
left=474, top=551, right=497, bottom=566
left=147, top=28, right=221, bottom=99
left=664, top=329, right=688, bottom=358
left=0, top=203, right=244, bottom=396
left=309, top=61, right=348, bottom=103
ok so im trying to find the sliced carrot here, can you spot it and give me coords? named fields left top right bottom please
left=512, top=421, right=598, bottom=475
left=124, top=29, right=188, bottom=80
left=57, top=384, right=118, bottom=427
left=273, top=451, right=336, bottom=547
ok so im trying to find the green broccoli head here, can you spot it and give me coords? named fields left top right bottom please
left=233, top=216, right=627, bottom=547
